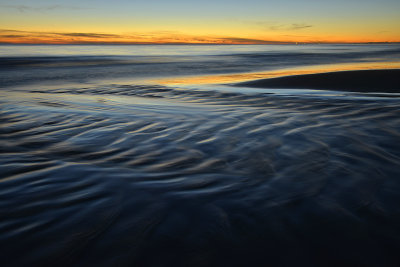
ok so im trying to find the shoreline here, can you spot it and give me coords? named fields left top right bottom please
left=234, top=69, right=400, bottom=93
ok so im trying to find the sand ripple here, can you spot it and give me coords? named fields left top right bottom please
left=1, top=85, right=400, bottom=266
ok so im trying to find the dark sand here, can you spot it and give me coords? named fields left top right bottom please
left=235, top=69, right=400, bottom=93
left=2, top=75, right=400, bottom=267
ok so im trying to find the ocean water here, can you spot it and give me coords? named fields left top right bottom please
left=1, top=44, right=400, bottom=266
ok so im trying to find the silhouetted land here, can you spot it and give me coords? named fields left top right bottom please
left=235, top=69, right=400, bottom=93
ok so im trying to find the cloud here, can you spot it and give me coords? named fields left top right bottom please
left=247, top=20, right=313, bottom=31
left=0, top=29, right=29, bottom=33
left=0, top=29, right=126, bottom=44
left=0, top=34, right=26, bottom=38
left=269, top=23, right=313, bottom=31
left=0, top=4, right=89, bottom=12
left=376, top=30, right=389, bottom=34
left=0, top=29, right=121, bottom=39
left=288, top=23, right=313, bottom=30
left=0, top=29, right=298, bottom=44
left=217, top=37, right=287, bottom=44
left=59, top=33, right=120, bottom=38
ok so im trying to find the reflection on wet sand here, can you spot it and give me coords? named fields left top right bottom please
left=155, top=61, right=400, bottom=86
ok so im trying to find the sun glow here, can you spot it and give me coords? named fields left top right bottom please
left=0, top=0, right=399, bottom=44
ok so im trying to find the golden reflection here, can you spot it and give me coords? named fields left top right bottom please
left=155, top=61, right=400, bottom=86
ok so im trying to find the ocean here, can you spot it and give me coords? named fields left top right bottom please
left=1, top=44, right=400, bottom=266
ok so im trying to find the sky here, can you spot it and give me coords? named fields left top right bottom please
left=0, top=0, right=399, bottom=44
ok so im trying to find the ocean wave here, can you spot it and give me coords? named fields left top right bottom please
left=1, top=44, right=399, bottom=88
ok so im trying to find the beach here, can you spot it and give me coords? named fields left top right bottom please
left=235, top=69, right=400, bottom=93
left=1, top=44, right=400, bottom=266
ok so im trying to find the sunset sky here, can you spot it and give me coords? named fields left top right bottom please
left=1, top=0, right=399, bottom=44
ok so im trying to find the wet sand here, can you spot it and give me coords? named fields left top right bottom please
left=2, top=83, right=400, bottom=266
left=235, top=69, right=400, bottom=93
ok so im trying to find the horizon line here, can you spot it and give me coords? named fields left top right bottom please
left=1, top=41, right=399, bottom=45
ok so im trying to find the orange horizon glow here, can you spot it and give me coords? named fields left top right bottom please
left=1, top=1, right=399, bottom=45
left=1, top=29, right=399, bottom=45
